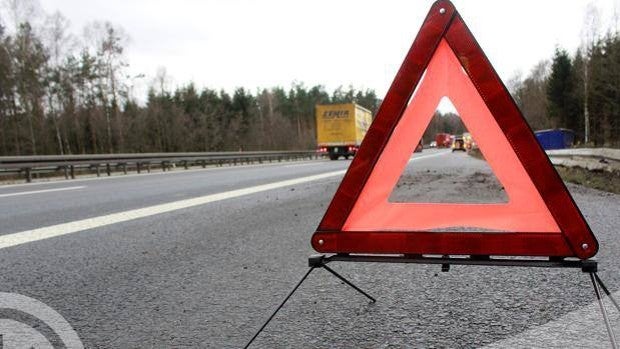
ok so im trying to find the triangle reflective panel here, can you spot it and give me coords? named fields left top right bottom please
left=311, top=0, right=598, bottom=259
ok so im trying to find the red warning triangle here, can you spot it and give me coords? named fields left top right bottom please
left=311, top=0, right=598, bottom=259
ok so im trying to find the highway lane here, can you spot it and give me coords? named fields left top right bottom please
left=0, top=158, right=351, bottom=235
left=0, top=149, right=618, bottom=348
left=0, top=150, right=448, bottom=237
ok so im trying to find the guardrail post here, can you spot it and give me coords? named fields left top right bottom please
left=122, top=163, right=127, bottom=175
left=137, top=162, right=142, bottom=174
left=146, top=162, right=151, bottom=173
left=183, top=160, right=189, bottom=170
left=63, top=166, right=69, bottom=179
left=106, top=164, right=111, bottom=176
left=70, top=165, right=75, bottom=179
left=23, top=168, right=32, bottom=183
left=95, top=164, right=100, bottom=177
left=201, top=160, right=206, bottom=168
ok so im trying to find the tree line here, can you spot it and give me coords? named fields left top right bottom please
left=0, top=1, right=380, bottom=156
left=511, top=23, right=619, bottom=146
left=0, top=1, right=618, bottom=156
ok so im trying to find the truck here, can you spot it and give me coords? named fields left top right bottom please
left=316, top=103, right=372, bottom=160
left=435, top=133, right=452, bottom=148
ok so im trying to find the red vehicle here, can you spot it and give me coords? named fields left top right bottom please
left=435, top=133, right=452, bottom=148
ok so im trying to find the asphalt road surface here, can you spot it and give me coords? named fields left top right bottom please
left=0, top=149, right=618, bottom=348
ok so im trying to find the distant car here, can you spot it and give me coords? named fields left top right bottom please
left=452, top=137, right=466, bottom=152
left=429, top=141, right=437, bottom=148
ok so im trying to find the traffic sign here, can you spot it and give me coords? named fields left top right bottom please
left=311, top=0, right=598, bottom=259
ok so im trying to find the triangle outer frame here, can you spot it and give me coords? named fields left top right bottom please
left=311, top=0, right=598, bottom=259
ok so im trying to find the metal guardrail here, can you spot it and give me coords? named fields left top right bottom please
left=547, top=148, right=620, bottom=172
left=2, top=148, right=615, bottom=184
left=0, top=151, right=319, bottom=183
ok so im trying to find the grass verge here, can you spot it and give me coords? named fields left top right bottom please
left=468, top=148, right=619, bottom=194
left=555, top=166, right=620, bottom=194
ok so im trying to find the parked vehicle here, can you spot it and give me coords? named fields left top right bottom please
left=316, top=103, right=372, bottom=160
left=435, top=133, right=452, bottom=148
left=429, top=141, right=437, bottom=148
left=535, top=129, right=575, bottom=150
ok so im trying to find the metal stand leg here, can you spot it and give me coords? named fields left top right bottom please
left=594, top=273, right=620, bottom=312
left=322, top=264, right=376, bottom=303
left=244, top=267, right=315, bottom=349
left=244, top=258, right=376, bottom=348
left=590, top=273, right=618, bottom=349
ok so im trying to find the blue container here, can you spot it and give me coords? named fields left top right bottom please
left=535, top=128, right=575, bottom=150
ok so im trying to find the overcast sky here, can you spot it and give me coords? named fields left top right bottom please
left=39, top=0, right=619, bottom=102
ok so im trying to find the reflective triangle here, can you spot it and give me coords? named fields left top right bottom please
left=344, top=40, right=558, bottom=233
left=312, top=0, right=598, bottom=259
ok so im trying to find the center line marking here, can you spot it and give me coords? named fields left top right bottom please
left=0, top=186, right=86, bottom=198
left=0, top=171, right=346, bottom=250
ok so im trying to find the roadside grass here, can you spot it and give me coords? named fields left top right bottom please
left=468, top=148, right=620, bottom=194
left=555, top=166, right=620, bottom=194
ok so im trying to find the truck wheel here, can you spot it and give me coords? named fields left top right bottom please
left=329, top=154, right=339, bottom=160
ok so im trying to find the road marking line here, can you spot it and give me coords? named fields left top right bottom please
left=284, top=163, right=320, bottom=168
left=0, top=150, right=449, bottom=249
left=0, top=186, right=85, bottom=198
left=0, top=170, right=346, bottom=250
left=409, top=150, right=451, bottom=162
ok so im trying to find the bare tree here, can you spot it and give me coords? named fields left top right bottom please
left=42, top=11, right=74, bottom=154
left=152, top=66, right=172, bottom=96
left=82, top=21, right=129, bottom=153
left=512, top=60, right=551, bottom=130
left=1, top=0, right=42, bottom=34
left=580, top=2, right=601, bottom=144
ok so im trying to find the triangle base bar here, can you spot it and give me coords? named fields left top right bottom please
left=312, top=231, right=573, bottom=257
left=320, top=253, right=596, bottom=270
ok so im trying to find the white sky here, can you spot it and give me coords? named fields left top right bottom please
left=39, top=0, right=619, bottom=103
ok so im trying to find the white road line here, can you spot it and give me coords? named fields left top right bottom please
left=284, top=163, right=321, bottom=168
left=409, top=150, right=451, bottom=162
left=0, top=150, right=449, bottom=249
left=0, top=186, right=85, bottom=198
left=0, top=170, right=346, bottom=250
left=285, top=151, right=447, bottom=167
